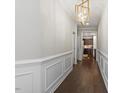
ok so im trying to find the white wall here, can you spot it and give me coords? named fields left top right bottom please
left=72, top=24, right=78, bottom=64
left=77, top=30, right=83, bottom=60
left=96, top=2, right=108, bottom=90
left=16, top=52, right=73, bottom=93
left=15, top=0, right=75, bottom=61
left=15, top=0, right=42, bottom=60
left=97, top=4, right=108, bottom=55
left=15, top=1, right=75, bottom=92
left=93, top=36, right=97, bottom=49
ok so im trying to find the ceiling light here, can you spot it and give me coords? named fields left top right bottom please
left=83, top=9, right=87, bottom=14
left=78, top=13, right=82, bottom=17
left=86, top=22, right=89, bottom=25
left=75, top=0, right=90, bottom=25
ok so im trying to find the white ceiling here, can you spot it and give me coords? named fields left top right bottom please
left=59, top=0, right=106, bottom=29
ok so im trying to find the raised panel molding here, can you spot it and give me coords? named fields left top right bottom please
left=51, top=67, right=73, bottom=93
left=64, top=54, right=72, bottom=72
left=45, top=60, right=63, bottom=91
left=15, top=51, right=73, bottom=93
left=15, top=72, right=33, bottom=93
left=96, top=49, right=108, bottom=90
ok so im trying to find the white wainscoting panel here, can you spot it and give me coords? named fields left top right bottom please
left=64, top=54, right=72, bottom=72
left=15, top=51, right=73, bottom=93
left=15, top=64, right=42, bottom=93
left=96, top=49, right=108, bottom=90
left=104, top=61, right=108, bottom=80
left=16, top=72, right=33, bottom=93
left=45, top=60, right=63, bottom=91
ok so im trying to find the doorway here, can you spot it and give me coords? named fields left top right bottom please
left=82, top=32, right=97, bottom=60
left=83, top=38, right=93, bottom=59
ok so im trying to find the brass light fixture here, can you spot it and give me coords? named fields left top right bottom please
left=75, top=0, right=90, bottom=25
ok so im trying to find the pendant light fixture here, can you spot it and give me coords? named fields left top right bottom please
left=75, top=0, right=90, bottom=25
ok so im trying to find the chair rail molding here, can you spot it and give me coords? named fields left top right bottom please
left=16, top=51, right=72, bottom=66
left=15, top=51, right=73, bottom=93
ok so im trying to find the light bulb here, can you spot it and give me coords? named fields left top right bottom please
left=86, top=22, right=89, bottom=25
left=78, top=13, right=82, bottom=17
left=81, top=17, right=84, bottom=20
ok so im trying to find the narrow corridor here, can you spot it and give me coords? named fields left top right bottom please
left=15, top=0, right=108, bottom=92
left=55, top=58, right=107, bottom=93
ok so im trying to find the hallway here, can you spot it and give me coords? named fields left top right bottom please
left=55, top=58, right=107, bottom=93
left=15, top=0, right=108, bottom=93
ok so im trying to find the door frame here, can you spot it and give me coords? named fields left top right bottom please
left=72, top=24, right=77, bottom=64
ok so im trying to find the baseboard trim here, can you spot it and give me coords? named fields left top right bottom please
left=16, top=51, right=72, bottom=66
left=99, top=65, right=108, bottom=90
left=51, top=67, right=73, bottom=93
left=96, top=49, right=108, bottom=91
left=97, top=61, right=108, bottom=91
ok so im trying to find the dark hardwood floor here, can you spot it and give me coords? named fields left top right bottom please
left=54, top=57, right=107, bottom=93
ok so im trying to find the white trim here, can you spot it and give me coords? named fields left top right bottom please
left=64, top=62, right=72, bottom=74
left=64, top=55, right=72, bottom=72
left=45, top=60, right=63, bottom=91
left=51, top=67, right=73, bottom=93
left=15, top=72, right=33, bottom=77
left=99, top=66, right=108, bottom=90
left=96, top=49, right=108, bottom=60
left=15, top=51, right=73, bottom=93
left=16, top=51, right=72, bottom=66
left=74, top=30, right=77, bottom=64
left=96, top=49, right=108, bottom=90
left=15, top=72, right=34, bottom=92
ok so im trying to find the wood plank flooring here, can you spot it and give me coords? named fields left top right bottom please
left=54, top=58, right=107, bottom=93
